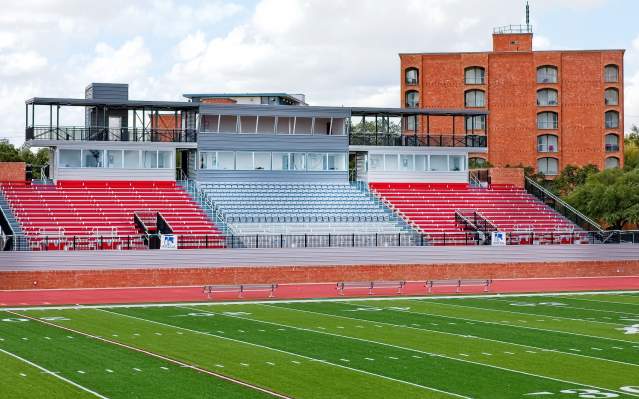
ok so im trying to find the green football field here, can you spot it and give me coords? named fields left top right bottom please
left=1, top=292, right=638, bottom=398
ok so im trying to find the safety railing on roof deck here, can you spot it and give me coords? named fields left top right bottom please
left=26, top=126, right=197, bottom=143
left=524, top=177, right=604, bottom=234
left=349, top=133, right=487, bottom=148
left=493, top=24, right=533, bottom=34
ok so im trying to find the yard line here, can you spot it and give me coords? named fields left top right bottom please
left=96, top=308, right=472, bottom=399
left=278, top=301, right=639, bottom=367
left=0, top=348, right=110, bottom=399
left=488, top=297, right=638, bottom=316
left=6, top=311, right=294, bottom=399
left=188, top=305, right=639, bottom=398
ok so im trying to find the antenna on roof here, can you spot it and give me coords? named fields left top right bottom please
left=525, top=1, right=530, bottom=28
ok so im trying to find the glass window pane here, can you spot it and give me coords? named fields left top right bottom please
left=83, top=150, right=104, bottom=168
left=199, top=151, right=216, bottom=170
left=291, top=153, right=305, bottom=170
left=236, top=151, right=253, bottom=170
left=537, top=66, right=557, bottom=83
left=384, top=154, right=399, bottom=171
left=605, top=89, right=618, bottom=105
left=294, top=118, right=313, bottom=134
left=369, top=154, right=384, bottom=171
left=605, top=157, right=619, bottom=169
left=59, top=149, right=81, bottom=168
left=327, top=153, right=346, bottom=171
left=405, top=91, right=419, bottom=108
left=254, top=152, right=271, bottom=170
left=465, top=115, right=485, bottom=130
left=219, top=115, right=237, bottom=133
left=604, top=65, right=618, bottom=82
left=142, top=151, right=157, bottom=168
left=201, top=115, right=219, bottom=132
left=158, top=151, right=172, bottom=169
left=239, top=116, right=257, bottom=134
left=449, top=155, right=465, bottom=171
left=414, top=155, right=427, bottom=171
left=217, top=152, right=235, bottom=170
left=399, top=154, right=414, bottom=171
left=123, top=150, right=139, bottom=168
left=306, top=153, right=325, bottom=171
left=430, top=155, right=447, bottom=171
left=106, top=150, right=123, bottom=168
left=272, top=152, right=289, bottom=171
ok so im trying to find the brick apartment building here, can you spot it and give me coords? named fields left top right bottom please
left=399, top=25, right=624, bottom=176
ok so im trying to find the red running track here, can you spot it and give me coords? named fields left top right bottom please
left=0, top=276, right=638, bottom=307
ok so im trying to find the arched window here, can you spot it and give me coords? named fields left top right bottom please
left=537, top=66, right=558, bottom=83
left=537, top=112, right=558, bottom=129
left=464, top=90, right=485, bottom=107
left=537, top=89, right=558, bottom=106
left=604, top=65, right=619, bottom=83
left=465, top=115, right=485, bottom=130
left=537, top=135, right=558, bottom=152
left=604, top=88, right=619, bottom=106
left=605, top=111, right=619, bottom=129
left=537, top=157, right=559, bottom=176
left=468, top=157, right=488, bottom=169
left=605, top=156, right=620, bottom=169
left=405, top=68, right=419, bottom=85
left=464, top=67, right=485, bottom=85
left=405, top=90, right=419, bottom=108
left=605, top=134, right=619, bottom=152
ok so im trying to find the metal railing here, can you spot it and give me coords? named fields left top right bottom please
left=349, top=133, right=487, bottom=148
left=493, top=24, right=533, bottom=34
left=524, top=177, right=604, bottom=233
left=26, top=126, right=197, bottom=143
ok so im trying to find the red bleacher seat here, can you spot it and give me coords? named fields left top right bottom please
left=0, top=181, right=223, bottom=250
left=369, top=182, right=584, bottom=246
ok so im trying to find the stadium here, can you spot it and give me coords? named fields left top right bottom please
left=1, top=3, right=639, bottom=399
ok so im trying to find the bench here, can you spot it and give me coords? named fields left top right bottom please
left=426, top=279, right=492, bottom=294
left=203, top=283, right=278, bottom=299
left=336, top=281, right=406, bottom=296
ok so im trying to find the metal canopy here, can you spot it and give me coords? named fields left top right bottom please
left=25, top=97, right=198, bottom=110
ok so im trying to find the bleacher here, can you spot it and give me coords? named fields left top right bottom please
left=370, top=183, right=583, bottom=245
left=199, top=182, right=411, bottom=235
left=0, top=181, right=222, bottom=250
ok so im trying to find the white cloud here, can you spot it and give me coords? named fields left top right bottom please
left=0, top=51, right=47, bottom=77
left=82, top=37, right=152, bottom=82
left=533, top=35, right=551, bottom=50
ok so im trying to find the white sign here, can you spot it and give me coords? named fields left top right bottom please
left=160, top=234, right=178, bottom=250
left=491, top=231, right=507, bottom=246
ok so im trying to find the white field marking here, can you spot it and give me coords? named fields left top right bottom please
left=525, top=392, right=554, bottom=396
left=44, top=336, right=51, bottom=340
left=291, top=361, right=300, bottom=365
left=182, top=306, right=639, bottom=398
left=160, top=366, right=169, bottom=370
left=569, top=349, right=581, bottom=352
left=364, top=357, right=375, bottom=361
left=592, top=348, right=603, bottom=351
left=215, top=364, right=224, bottom=368
left=19, top=372, right=27, bottom=377
left=21, top=337, right=28, bottom=340
left=133, top=368, right=142, bottom=372
left=339, top=359, right=350, bottom=362
left=240, top=363, right=249, bottom=367
left=337, top=326, right=344, bottom=329
left=266, top=362, right=275, bottom=366
left=77, top=370, right=85, bottom=374
left=0, top=348, right=110, bottom=399
left=459, top=354, right=469, bottom=357
left=97, top=309, right=473, bottom=399
left=612, top=346, right=625, bottom=350
left=299, top=301, right=639, bottom=367
left=489, top=297, right=637, bottom=316
left=526, top=351, right=537, bottom=354
left=6, top=311, right=294, bottom=399
left=564, top=296, right=639, bottom=307
left=6, top=290, right=639, bottom=312
left=388, top=356, right=399, bottom=360
left=106, top=369, right=113, bottom=373
left=504, top=352, right=515, bottom=355
left=481, top=353, right=492, bottom=356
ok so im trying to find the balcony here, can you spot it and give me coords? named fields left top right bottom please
left=26, top=126, right=197, bottom=143
left=349, top=133, right=487, bottom=148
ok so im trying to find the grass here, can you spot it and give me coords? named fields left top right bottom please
left=0, top=292, right=638, bottom=398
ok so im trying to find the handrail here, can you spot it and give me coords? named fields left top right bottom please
left=524, top=176, right=603, bottom=232
left=349, top=133, right=487, bottom=148
left=28, top=125, right=197, bottom=143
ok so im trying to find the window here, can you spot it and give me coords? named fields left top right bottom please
left=306, top=153, right=325, bottom=171
left=605, top=88, right=619, bottom=106
left=464, top=67, right=485, bottom=84
left=605, top=111, right=619, bottom=129
left=294, top=117, right=313, bottom=134
left=142, top=151, right=157, bottom=169
left=384, top=154, right=399, bottom=171
left=83, top=150, right=103, bottom=168
left=158, top=151, right=172, bottom=169
left=405, top=90, right=419, bottom=108
left=256, top=116, right=276, bottom=134
left=106, top=150, right=123, bottom=168
left=449, top=155, right=465, bottom=171
left=369, top=154, right=384, bottom=171
left=465, top=115, right=485, bottom=130
left=216, top=152, right=234, bottom=170
left=605, top=134, right=619, bottom=152
left=537, top=112, right=558, bottom=129
left=469, top=157, right=487, bottom=169
left=291, top=153, right=305, bottom=170
left=272, top=152, right=289, bottom=171
left=537, top=89, right=558, bottom=106
left=464, top=90, right=485, bottom=107
left=199, top=151, right=217, bottom=169
left=399, top=154, right=414, bottom=171
left=537, top=135, right=558, bottom=152
left=604, top=65, right=619, bottom=82
left=537, top=157, right=559, bottom=176
left=605, top=156, right=620, bottom=169
left=415, top=155, right=427, bottom=171
left=405, top=115, right=418, bottom=132
left=327, top=153, right=346, bottom=171
left=123, top=150, right=139, bottom=168
left=537, top=66, right=558, bottom=83
left=405, top=68, right=419, bottom=85
left=429, top=155, right=447, bottom=171
left=253, top=152, right=271, bottom=170
left=218, top=115, right=237, bottom=133
left=59, top=149, right=81, bottom=168
left=236, top=151, right=253, bottom=170
left=276, top=117, right=293, bottom=134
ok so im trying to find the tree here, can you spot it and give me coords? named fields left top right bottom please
left=549, top=164, right=599, bottom=196
left=566, top=168, right=639, bottom=230
left=625, top=126, right=639, bottom=170
left=0, top=142, right=49, bottom=179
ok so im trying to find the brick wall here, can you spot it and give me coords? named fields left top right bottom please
left=489, top=167, right=524, bottom=188
left=0, top=162, right=25, bottom=181
left=2, top=259, right=638, bottom=290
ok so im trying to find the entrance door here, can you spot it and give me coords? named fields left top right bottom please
left=108, top=116, right=122, bottom=140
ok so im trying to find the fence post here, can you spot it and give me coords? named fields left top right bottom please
left=375, top=233, right=378, bottom=247
left=256, top=234, right=259, bottom=249
left=205, top=234, right=208, bottom=248
left=397, top=233, right=401, bottom=246
left=304, top=234, right=307, bottom=248
left=280, top=234, right=284, bottom=248
left=352, top=233, right=355, bottom=247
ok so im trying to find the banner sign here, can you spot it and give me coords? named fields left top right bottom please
left=491, top=231, right=507, bottom=246
left=160, top=234, right=178, bottom=250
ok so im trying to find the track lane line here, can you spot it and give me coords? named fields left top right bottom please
left=5, top=311, right=293, bottom=399
left=0, top=348, right=109, bottom=399
left=96, top=308, right=471, bottom=399
left=188, top=305, right=639, bottom=398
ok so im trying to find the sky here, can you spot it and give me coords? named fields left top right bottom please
left=1, top=0, right=639, bottom=145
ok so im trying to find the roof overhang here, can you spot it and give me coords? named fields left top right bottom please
left=25, top=97, right=198, bottom=110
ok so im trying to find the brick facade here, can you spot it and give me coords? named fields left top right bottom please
left=0, top=162, right=26, bottom=181
left=400, top=33, right=624, bottom=175
left=489, top=167, right=524, bottom=188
